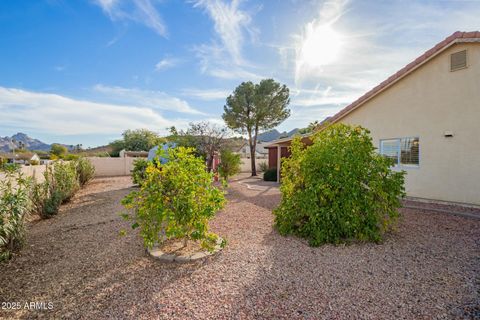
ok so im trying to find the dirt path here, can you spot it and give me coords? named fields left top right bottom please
left=1, top=176, right=479, bottom=319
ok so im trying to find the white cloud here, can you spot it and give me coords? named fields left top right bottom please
left=291, top=86, right=360, bottom=107
left=181, top=88, right=230, bottom=101
left=155, top=57, right=179, bottom=71
left=93, top=84, right=205, bottom=115
left=0, top=86, right=187, bottom=135
left=192, top=0, right=254, bottom=64
left=93, top=0, right=167, bottom=37
left=192, top=0, right=262, bottom=81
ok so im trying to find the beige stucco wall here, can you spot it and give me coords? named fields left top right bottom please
left=0, top=165, right=48, bottom=183
left=339, top=42, right=480, bottom=204
left=240, top=158, right=268, bottom=173
left=88, top=157, right=136, bottom=177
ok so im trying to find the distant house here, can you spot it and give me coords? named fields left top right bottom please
left=0, top=152, right=41, bottom=165
left=266, top=31, right=480, bottom=205
left=236, top=141, right=268, bottom=159
left=119, top=149, right=149, bottom=158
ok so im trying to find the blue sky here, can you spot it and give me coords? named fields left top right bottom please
left=0, top=0, right=479, bottom=147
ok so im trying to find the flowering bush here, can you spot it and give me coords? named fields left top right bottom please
left=122, top=147, right=226, bottom=251
left=274, top=124, right=405, bottom=245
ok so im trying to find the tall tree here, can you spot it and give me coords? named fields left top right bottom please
left=223, top=79, right=290, bottom=176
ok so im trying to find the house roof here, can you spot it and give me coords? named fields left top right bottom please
left=328, top=31, right=480, bottom=124
left=264, top=133, right=312, bottom=148
left=0, top=152, right=38, bottom=160
left=265, top=31, right=480, bottom=147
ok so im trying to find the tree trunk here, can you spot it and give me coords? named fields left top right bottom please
left=207, top=153, right=214, bottom=172
left=249, top=131, right=257, bottom=176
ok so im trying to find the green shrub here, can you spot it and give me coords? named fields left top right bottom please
left=0, top=172, right=32, bottom=261
left=263, top=167, right=277, bottom=181
left=258, top=161, right=268, bottom=172
left=31, top=167, right=63, bottom=219
left=122, top=147, right=226, bottom=251
left=29, top=159, right=40, bottom=166
left=131, top=158, right=149, bottom=185
left=75, top=157, right=95, bottom=186
left=0, top=163, right=20, bottom=173
left=64, top=154, right=80, bottom=161
left=218, top=150, right=241, bottom=182
left=274, top=124, right=405, bottom=246
left=53, top=161, right=79, bottom=203
left=31, top=161, right=80, bottom=219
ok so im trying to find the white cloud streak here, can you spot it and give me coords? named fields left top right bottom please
left=192, top=0, right=262, bottom=81
left=93, top=84, right=205, bottom=115
left=155, top=57, right=179, bottom=71
left=93, top=0, right=167, bottom=37
left=181, top=88, right=230, bottom=101
left=0, top=87, right=187, bottom=135
left=192, top=0, right=253, bottom=65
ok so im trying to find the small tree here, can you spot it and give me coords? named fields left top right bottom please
left=274, top=124, right=405, bottom=246
left=110, top=129, right=163, bottom=156
left=50, top=144, right=68, bottom=158
left=223, top=79, right=290, bottom=176
left=170, top=122, right=229, bottom=172
left=121, top=147, right=225, bottom=251
left=218, top=150, right=241, bottom=182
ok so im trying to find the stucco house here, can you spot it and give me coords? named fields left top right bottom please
left=236, top=141, right=269, bottom=159
left=266, top=31, right=480, bottom=205
left=0, top=152, right=41, bottom=165
left=119, top=149, right=149, bottom=158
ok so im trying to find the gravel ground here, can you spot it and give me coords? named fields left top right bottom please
left=1, top=175, right=479, bottom=319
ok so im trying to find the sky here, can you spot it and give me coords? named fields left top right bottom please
left=0, top=0, right=479, bottom=147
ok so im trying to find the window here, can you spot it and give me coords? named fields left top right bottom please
left=380, top=137, right=419, bottom=167
left=450, top=50, right=467, bottom=71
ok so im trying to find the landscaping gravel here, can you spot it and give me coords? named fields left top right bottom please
left=1, top=175, right=479, bottom=319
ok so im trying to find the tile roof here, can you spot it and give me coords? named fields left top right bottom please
left=328, top=31, right=480, bottom=124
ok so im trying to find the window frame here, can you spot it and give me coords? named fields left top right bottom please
left=379, top=137, right=420, bottom=169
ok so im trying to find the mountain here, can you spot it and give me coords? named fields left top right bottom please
left=257, top=128, right=300, bottom=142
left=0, top=133, right=51, bottom=152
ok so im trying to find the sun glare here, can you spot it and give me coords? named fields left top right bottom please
left=299, top=24, right=342, bottom=68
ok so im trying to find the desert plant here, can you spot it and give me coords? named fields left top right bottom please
left=31, top=161, right=80, bottom=219
left=218, top=150, right=241, bottom=182
left=53, top=161, right=80, bottom=203
left=0, top=172, right=32, bottom=261
left=274, top=124, right=405, bottom=246
left=75, top=157, right=95, bottom=186
left=131, top=158, right=149, bottom=185
left=122, top=147, right=226, bottom=251
left=263, top=167, right=277, bottom=181
left=258, top=161, right=268, bottom=172
left=31, top=166, right=63, bottom=219
left=64, top=154, right=80, bottom=161
left=0, top=163, right=20, bottom=173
